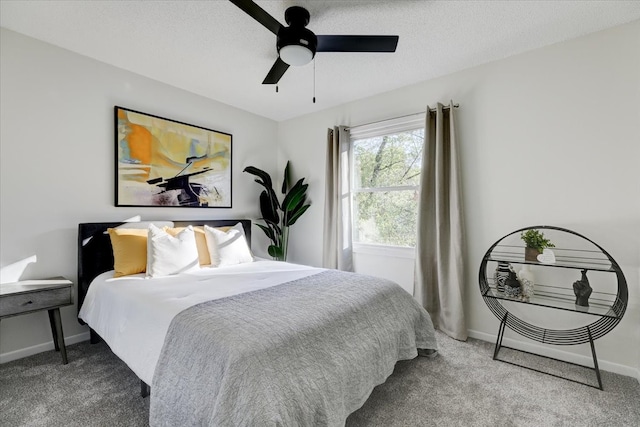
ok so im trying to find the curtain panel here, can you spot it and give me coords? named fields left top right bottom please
left=414, top=102, right=467, bottom=341
left=323, top=126, right=353, bottom=271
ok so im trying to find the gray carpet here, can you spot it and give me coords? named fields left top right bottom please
left=1, top=332, right=638, bottom=426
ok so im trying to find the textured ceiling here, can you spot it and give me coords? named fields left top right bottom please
left=1, top=1, right=639, bottom=121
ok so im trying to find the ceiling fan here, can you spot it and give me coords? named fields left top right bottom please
left=229, top=0, right=399, bottom=85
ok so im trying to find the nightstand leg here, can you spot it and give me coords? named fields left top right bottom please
left=48, top=310, right=60, bottom=351
left=50, top=308, right=68, bottom=364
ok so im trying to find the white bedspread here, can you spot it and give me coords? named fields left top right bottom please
left=78, top=259, right=323, bottom=385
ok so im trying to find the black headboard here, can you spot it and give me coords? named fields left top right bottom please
left=77, top=219, right=252, bottom=321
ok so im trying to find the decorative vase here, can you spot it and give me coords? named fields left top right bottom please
left=504, top=267, right=521, bottom=298
left=573, top=269, right=592, bottom=307
left=517, top=264, right=535, bottom=300
left=524, top=247, right=540, bottom=262
left=494, top=262, right=511, bottom=293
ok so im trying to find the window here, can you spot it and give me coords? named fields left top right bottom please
left=350, top=114, right=425, bottom=249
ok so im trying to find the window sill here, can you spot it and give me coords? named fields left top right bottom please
left=352, top=243, right=415, bottom=259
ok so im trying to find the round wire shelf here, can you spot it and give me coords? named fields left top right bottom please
left=479, top=225, right=628, bottom=346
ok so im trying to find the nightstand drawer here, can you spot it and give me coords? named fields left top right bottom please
left=0, top=287, right=72, bottom=317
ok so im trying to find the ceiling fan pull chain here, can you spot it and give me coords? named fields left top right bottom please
left=313, top=59, right=316, bottom=103
left=276, top=85, right=279, bottom=93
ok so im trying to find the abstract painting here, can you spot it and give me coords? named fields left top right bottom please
left=115, top=106, right=232, bottom=208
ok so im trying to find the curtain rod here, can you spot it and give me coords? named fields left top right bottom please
left=347, top=103, right=459, bottom=130
left=429, top=103, right=459, bottom=112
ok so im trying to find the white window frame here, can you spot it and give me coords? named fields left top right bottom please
left=349, top=113, right=425, bottom=255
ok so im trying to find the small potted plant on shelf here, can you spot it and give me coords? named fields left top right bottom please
left=520, top=229, right=555, bottom=262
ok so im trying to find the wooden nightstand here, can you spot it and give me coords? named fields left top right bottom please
left=0, top=277, right=73, bottom=364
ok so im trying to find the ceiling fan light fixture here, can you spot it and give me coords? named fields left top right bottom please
left=229, top=1, right=398, bottom=84
left=279, top=44, right=313, bottom=66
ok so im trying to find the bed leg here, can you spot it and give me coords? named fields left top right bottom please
left=89, top=328, right=101, bottom=344
left=141, top=380, right=150, bottom=398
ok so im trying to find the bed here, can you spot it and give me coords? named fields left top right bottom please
left=77, top=219, right=437, bottom=426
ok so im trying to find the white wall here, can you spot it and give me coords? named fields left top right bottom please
left=351, top=246, right=415, bottom=294
left=0, top=29, right=278, bottom=360
left=278, top=21, right=640, bottom=375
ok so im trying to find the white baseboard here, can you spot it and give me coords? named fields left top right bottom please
left=467, top=329, right=638, bottom=380
left=0, top=331, right=90, bottom=364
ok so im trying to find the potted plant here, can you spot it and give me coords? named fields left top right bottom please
left=244, top=161, right=310, bottom=261
left=520, top=229, right=555, bottom=262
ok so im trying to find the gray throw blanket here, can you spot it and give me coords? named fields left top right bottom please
left=150, top=270, right=437, bottom=427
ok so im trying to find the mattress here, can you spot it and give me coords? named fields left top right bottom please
left=78, top=259, right=323, bottom=385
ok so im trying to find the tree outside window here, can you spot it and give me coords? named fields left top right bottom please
left=352, top=127, right=424, bottom=248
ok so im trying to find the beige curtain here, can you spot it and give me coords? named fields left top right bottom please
left=323, top=126, right=353, bottom=271
left=414, top=102, right=467, bottom=340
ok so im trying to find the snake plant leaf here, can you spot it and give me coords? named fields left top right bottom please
left=282, top=178, right=307, bottom=212
left=263, top=218, right=282, bottom=235
left=246, top=166, right=281, bottom=211
left=268, top=245, right=284, bottom=260
left=255, top=223, right=276, bottom=243
left=287, top=204, right=310, bottom=226
left=259, top=190, right=276, bottom=218
left=281, top=161, right=291, bottom=195
left=254, top=179, right=268, bottom=190
left=284, top=184, right=308, bottom=213
left=283, top=194, right=306, bottom=224
left=259, top=190, right=279, bottom=224
left=285, top=196, right=307, bottom=225
left=290, top=196, right=306, bottom=214
left=244, top=166, right=273, bottom=189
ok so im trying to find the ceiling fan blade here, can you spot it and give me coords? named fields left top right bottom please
left=316, top=35, right=399, bottom=53
left=262, top=58, right=290, bottom=84
left=229, top=0, right=284, bottom=36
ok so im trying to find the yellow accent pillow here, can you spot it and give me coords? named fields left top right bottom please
left=107, top=228, right=148, bottom=277
left=163, top=226, right=231, bottom=266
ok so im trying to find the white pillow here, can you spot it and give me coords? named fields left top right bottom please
left=146, top=224, right=200, bottom=277
left=204, top=223, right=253, bottom=267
